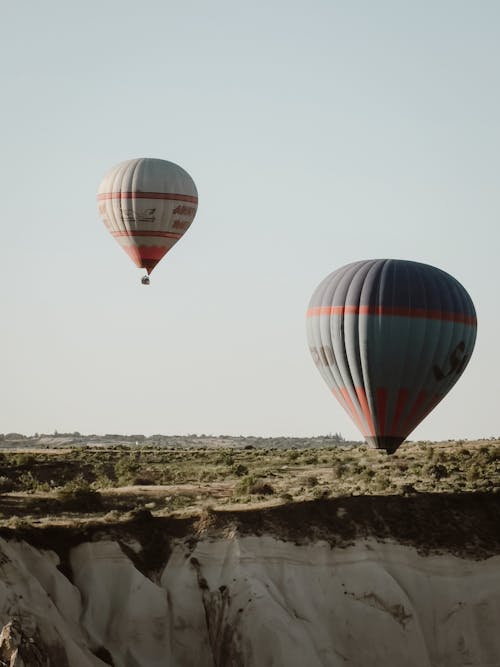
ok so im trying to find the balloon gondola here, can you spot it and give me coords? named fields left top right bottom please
left=97, top=158, right=198, bottom=283
left=306, top=259, right=477, bottom=454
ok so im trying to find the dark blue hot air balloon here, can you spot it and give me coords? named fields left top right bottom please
left=306, top=259, right=477, bottom=454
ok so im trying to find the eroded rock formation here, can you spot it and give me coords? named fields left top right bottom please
left=0, top=495, right=498, bottom=667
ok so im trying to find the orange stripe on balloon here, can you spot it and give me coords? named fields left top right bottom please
left=306, top=305, right=476, bottom=325
left=338, top=388, right=368, bottom=436
left=98, top=191, right=198, bottom=203
left=112, top=230, right=182, bottom=239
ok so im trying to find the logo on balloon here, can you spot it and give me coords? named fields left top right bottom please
left=120, top=208, right=156, bottom=223
left=433, top=341, right=468, bottom=381
left=173, top=204, right=196, bottom=217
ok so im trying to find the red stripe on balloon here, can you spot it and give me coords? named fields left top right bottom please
left=306, top=305, right=476, bottom=325
left=112, top=230, right=182, bottom=239
left=97, top=192, right=198, bottom=203
left=135, top=247, right=170, bottom=260
left=355, top=386, right=375, bottom=436
left=122, top=245, right=169, bottom=268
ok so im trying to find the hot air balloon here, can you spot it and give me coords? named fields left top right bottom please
left=306, top=259, right=477, bottom=454
left=97, top=158, right=198, bottom=284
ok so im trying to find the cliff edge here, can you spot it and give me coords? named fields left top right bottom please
left=0, top=493, right=498, bottom=666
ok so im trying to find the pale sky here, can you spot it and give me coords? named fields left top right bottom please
left=1, top=1, right=498, bottom=441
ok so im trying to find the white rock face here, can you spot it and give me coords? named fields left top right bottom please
left=0, top=535, right=498, bottom=666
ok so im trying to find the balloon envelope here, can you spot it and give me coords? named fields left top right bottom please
left=97, top=157, right=198, bottom=275
left=306, top=259, right=477, bottom=453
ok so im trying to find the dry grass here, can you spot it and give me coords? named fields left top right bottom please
left=0, top=436, right=497, bottom=527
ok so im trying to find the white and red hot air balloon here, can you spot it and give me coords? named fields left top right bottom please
left=97, top=158, right=198, bottom=283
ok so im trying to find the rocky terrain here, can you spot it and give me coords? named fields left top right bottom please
left=0, top=492, right=498, bottom=666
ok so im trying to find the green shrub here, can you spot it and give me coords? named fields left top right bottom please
left=164, top=494, right=197, bottom=511
left=332, top=463, right=346, bottom=479
left=57, top=477, right=103, bottom=512
left=250, top=480, right=274, bottom=495
left=231, top=463, right=249, bottom=477
left=13, top=454, right=36, bottom=467
left=114, top=458, right=140, bottom=484
left=216, top=452, right=235, bottom=466
left=197, top=469, right=221, bottom=482
left=235, top=475, right=274, bottom=496
left=93, top=474, right=114, bottom=489
left=373, top=474, right=391, bottom=491
left=466, top=465, right=481, bottom=483
left=235, top=474, right=256, bottom=496
left=428, top=464, right=449, bottom=480
left=0, top=476, right=14, bottom=493
left=18, top=471, right=49, bottom=493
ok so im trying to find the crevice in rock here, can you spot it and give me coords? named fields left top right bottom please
left=190, top=557, right=243, bottom=667
left=91, top=645, right=114, bottom=665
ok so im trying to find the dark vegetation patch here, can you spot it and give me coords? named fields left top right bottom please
left=56, top=478, right=103, bottom=512
left=186, top=492, right=500, bottom=559
left=0, top=492, right=497, bottom=579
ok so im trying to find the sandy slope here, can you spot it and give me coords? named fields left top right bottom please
left=0, top=531, right=498, bottom=666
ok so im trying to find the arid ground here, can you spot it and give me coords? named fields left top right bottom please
left=0, top=434, right=498, bottom=666
left=0, top=433, right=497, bottom=532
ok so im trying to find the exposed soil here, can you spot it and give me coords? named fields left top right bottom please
left=0, top=492, right=498, bottom=583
